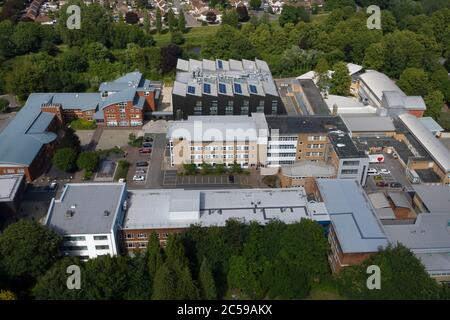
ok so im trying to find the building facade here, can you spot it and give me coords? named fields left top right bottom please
left=172, top=58, right=284, bottom=119
left=167, top=113, right=269, bottom=168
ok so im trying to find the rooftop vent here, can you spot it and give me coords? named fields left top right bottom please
left=65, top=210, right=74, bottom=218
left=70, top=204, right=76, bottom=209
left=104, top=210, right=110, bottom=217
left=336, top=143, right=346, bottom=148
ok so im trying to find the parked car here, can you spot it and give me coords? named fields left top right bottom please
left=376, top=181, right=388, bottom=187
left=135, top=168, right=146, bottom=174
left=390, top=182, right=402, bottom=188
left=379, top=168, right=391, bottom=175
left=139, top=147, right=152, bottom=154
left=142, top=143, right=153, bottom=148
left=136, top=161, right=149, bottom=167
left=133, top=175, right=145, bottom=181
left=368, top=168, right=378, bottom=175
left=49, top=182, right=58, bottom=190
left=228, top=175, right=235, bottom=183
left=144, top=137, right=154, bottom=142
left=392, top=152, right=398, bottom=159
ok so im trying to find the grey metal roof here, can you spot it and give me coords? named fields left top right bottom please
left=399, top=113, right=450, bottom=172
left=359, top=70, right=403, bottom=102
left=99, top=71, right=143, bottom=92
left=342, top=115, right=396, bottom=132
left=384, top=212, right=450, bottom=252
left=0, top=93, right=57, bottom=166
left=100, top=87, right=138, bottom=109
left=368, top=192, right=390, bottom=209
left=52, top=93, right=101, bottom=111
left=317, top=179, right=389, bottom=253
left=387, top=191, right=411, bottom=208
left=419, top=117, right=444, bottom=134
left=45, top=183, right=126, bottom=235
left=413, top=185, right=450, bottom=212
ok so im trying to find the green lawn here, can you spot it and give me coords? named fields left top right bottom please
left=305, top=279, right=346, bottom=300
left=153, top=26, right=219, bottom=47
left=114, top=160, right=130, bottom=181
left=311, top=13, right=330, bottom=24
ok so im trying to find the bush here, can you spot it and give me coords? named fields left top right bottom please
left=128, top=133, right=143, bottom=147
left=69, top=119, right=97, bottom=130
left=52, top=148, right=78, bottom=172
left=170, top=31, right=185, bottom=45
left=76, top=151, right=100, bottom=172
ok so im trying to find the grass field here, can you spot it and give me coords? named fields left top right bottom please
left=153, top=25, right=219, bottom=47
left=305, top=279, right=346, bottom=300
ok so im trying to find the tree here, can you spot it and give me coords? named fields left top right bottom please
left=249, top=0, right=261, bottom=10
left=236, top=5, right=250, bottom=22
left=147, top=233, right=163, bottom=278
left=125, top=11, right=139, bottom=24
left=167, top=8, right=177, bottom=33
left=32, top=257, right=83, bottom=300
left=152, top=263, right=177, bottom=299
left=315, top=58, right=330, bottom=94
left=60, top=128, right=81, bottom=152
left=363, top=42, right=385, bottom=70
left=76, top=151, right=100, bottom=173
left=124, top=252, right=152, bottom=300
left=221, top=10, right=239, bottom=28
left=0, top=220, right=61, bottom=279
left=199, top=258, right=217, bottom=300
left=160, top=44, right=182, bottom=73
left=12, top=22, right=42, bottom=55
left=143, top=14, right=152, bottom=34
left=155, top=9, right=162, bottom=33
left=82, top=256, right=130, bottom=299
left=279, top=5, right=310, bottom=27
left=53, top=148, right=78, bottom=172
left=178, top=9, right=186, bottom=33
left=329, top=62, right=351, bottom=96
left=397, top=67, right=430, bottom=97
left=424, top=90, right=444, bottom=120
left=337, top=245, right=441, bottom=299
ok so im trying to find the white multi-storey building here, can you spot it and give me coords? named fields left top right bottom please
left=44, top=182, right=127, bottom=260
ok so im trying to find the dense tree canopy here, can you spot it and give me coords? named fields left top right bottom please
left=0, top=220, right=61, bottom=280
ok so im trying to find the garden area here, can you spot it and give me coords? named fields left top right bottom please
left=179, top=162, right=250, bottom=176
left=69, top=119, right=97, bottom=130
left=114, top=160, right=130, bottom=182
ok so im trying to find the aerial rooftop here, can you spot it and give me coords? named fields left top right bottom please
left=122, top=187, right=330, bottom=230
left=45, top=183, right=127, bottom=235
left=316, top=179, right=389, bottom=253
left=167, top=113, right=268, bottom=142
left=173, top=58, right=279, bottom=98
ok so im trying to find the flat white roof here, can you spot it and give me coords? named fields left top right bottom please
left=0, top=174, right=24, bottom=202
left=122, top=187, right=330, bottom=230
left=167, top=113, right=268, bottom=142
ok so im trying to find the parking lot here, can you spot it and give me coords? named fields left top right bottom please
left=365, top=152, right=413, bottom=192
left=162, top=170, right=242, bottom=188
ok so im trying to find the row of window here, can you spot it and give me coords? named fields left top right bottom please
left=268, top=145, right=296, bottom=149
left=267, top=153, right=296, bottom=157
left=340, top=169, right=359, bottom=175
left=268, top=136, right=297, bottom=141
left=191, top=146, right=251, bottom=151
left=125, top=233, right=169, bottom=239
left=307, top=136, right=327, bottom=141
left=304, top=152, right=324, bottom=157
left=63, top=235, right=108, bottom=242
left=191, top=154, right=252, bottom=160
left=306, top=144, right=325, bottom=149
left=62, top=245, right=108, bottom=251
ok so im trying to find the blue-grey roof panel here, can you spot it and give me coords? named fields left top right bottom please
left=52, top=93, right=101, bottom=111
left=317, top=179, right=389, bottom=253
left=27, top=112, right=55, bottom=134
left=100, top=87, right=137, bottom=109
